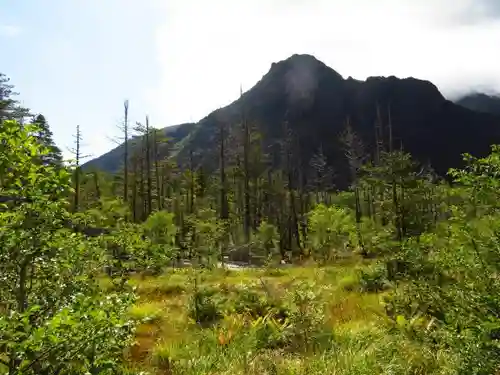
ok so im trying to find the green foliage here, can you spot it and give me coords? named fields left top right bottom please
left=86, top=197, right=131, bottom=227
left=449, top=144, right=500, bottom=215
left=0, top=73, right=30, bottom=122
left=357, top=263, right=391, bottom=292
left=188, top=287, right=223, bottom=324
left=231, top=287, right=289, bottom=321
left=254, top=221, right=279, bottom=263
left=192, top=208, right=226, bottom=265
left=102, top=211, right=178, bottom=276
left=144, top=210, right=177, bottom=246
left=31, top=114, right=63, bottom=167
left=129, top=301, right=165, bottom=323
left=308, top=204, right=356, bottom=262
left=387, top=218, right=500, bottom=373
left=357, top=218, right=397, bottom=257
left=283, top=283, right=328, bottom=352
left=229, top=282, right=326, bottom=353
left=142, top=210, right=178, bottom=271
left=0, top=120, right=136, bottom=374
left=385, top=146, right=500, bottom=374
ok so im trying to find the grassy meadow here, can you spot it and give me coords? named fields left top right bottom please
left=115, top=259, right=458, bottom=375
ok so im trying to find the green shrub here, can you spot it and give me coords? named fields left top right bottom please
left=251, top=314, right=291, bottom=350
left=358, top=263, right=391, bottom=292
left=254, top=221, right=279, bottom=264
left=232, top=287, right=289, bottom=321
left=188, top=288, right=223, bottom=324
left=357, top=218, right=399, bottom=257
left=284, top=283, right=329, bottom=352
left=0, top=120, right=136, bottom=375
left=385, top=146, right=500, bottom=374
left=308, top=204, right=356, bottom=263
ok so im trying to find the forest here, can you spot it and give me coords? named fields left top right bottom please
left=1, top=71, right=500, bottom=375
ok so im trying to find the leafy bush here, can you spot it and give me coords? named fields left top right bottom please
left=86, top=197, right=131, bottom=227
left=241, top=282, right=329, bottom=353
left=142, top=211, right=179, bottom=273
left=357, top=218, right=398, bottom=257
left=250, top=313, right=292, bottom=350
left=106, top=213, right=178, bottom=276
left=193, top=208, right=226, bottom=266
left=308, top=204, right=356, bottom=263
left=358, top=263, right=392, bottom=292
left=284, top=283, right=329, bottom=352
left=232, top=287, right=289, bottom=321
left=233, top=289, right=271, bottom=317
left=0, top=120, right=136, bottom=375
left=105, top=222, right=149, bottom=274
left=386, top=147, right=500, bottom=374
left=254, top=221, right=279, bottom=264
left=188, top=287, right=223, bottom=324
left=143, top=210, right=177, bottom=247
left=387, top=221, right=500, bottom=373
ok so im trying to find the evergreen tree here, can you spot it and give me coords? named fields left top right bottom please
left=0, top=73, right=30, bottom=123
left=32, top=114, right=63, bottom=167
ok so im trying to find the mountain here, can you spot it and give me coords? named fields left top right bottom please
left=84, top=54, right=500, bottom=187
left=455, top=93, right=500, bottom=115
left=83, top=122, right=196, bottom=172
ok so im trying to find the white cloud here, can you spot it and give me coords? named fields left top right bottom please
left=0, top=24, right=21, bottom=37
left=148, top=0, right=500, bottom=127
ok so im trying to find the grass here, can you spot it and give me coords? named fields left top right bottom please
left=117, top=260, right=459, bottom=374
left=129, top=302, right=166, bottom=323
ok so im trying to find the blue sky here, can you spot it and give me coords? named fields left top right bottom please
left=1, top=0, right=164, bottom=160
left=1, top=0, right=500, bottom=160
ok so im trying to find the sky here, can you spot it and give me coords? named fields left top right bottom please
left=1, top=0, right=500, bottom=160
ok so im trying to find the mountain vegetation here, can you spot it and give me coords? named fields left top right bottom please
left=2, top=55, right=500, bottom=374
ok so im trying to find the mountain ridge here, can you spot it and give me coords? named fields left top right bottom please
left=456, top=92, right=500, bottom=115
left=84, top=54, right=500, bottom=188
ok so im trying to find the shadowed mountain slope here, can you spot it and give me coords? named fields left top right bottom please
left=85, top=54, right=500, bottom=188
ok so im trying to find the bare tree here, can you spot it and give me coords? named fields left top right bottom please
left=133, top=117, right=153, bottom=218
left=68, top=125, right=90, bottom=212
left=218, top=118, right=229, bottom=263
left=340, top=118, right=366, bottom=181
left=282, top=121, right=302, bottom=257
left=145, top=116, right=152, bottom=216
left=123, top=100, right=130, bottom=202
left=241, top=87, right=251, bottom=243
left=340, top=118, right=367, bottom=254
left=219, top=120, right=229, bottom=222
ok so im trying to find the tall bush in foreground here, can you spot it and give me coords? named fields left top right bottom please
left=0, top=120, right=136, bottom=374
left=387, top=146, right=500, bottom=375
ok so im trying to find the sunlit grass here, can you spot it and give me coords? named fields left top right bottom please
left=327, top=291, right=385, bottom=325
left=129, top=301, right=165, bottom=323
left=116, top=260, right=459, bottom=374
